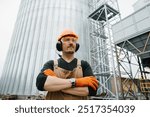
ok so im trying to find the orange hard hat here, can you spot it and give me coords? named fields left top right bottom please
left=57, top=29, right=78, bottom=41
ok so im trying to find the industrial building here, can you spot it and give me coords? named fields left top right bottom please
left=0, top=0, right=150, bottom=100
left=112, top=0, right=150, bottom=99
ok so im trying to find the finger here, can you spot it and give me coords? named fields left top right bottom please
left=89, top=82, right=96, bottom=90
left=90, top=78, right=99, bottom=87
left=91, top=80, right=99, bottom=89
left=87, top=78, right=98, bottom=90
left=90, top=77, right=99, bottom=83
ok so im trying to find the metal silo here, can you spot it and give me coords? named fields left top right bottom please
left=0, top=0, right=90, bottom=98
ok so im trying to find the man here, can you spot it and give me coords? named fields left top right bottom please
left=36, top=29, right=99, bottom=100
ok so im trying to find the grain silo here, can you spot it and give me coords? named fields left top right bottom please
left=0, top=0, right=90, bottom=99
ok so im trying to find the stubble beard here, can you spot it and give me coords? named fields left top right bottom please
left=66, top=46, right=75, bottom=54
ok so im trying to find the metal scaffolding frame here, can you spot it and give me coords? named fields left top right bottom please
left=116, top=32, right=150, bottom=99
left=88, top=0, right=120, bottom=99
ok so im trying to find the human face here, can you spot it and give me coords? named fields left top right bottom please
left=61, top=36, right=77, bottom=54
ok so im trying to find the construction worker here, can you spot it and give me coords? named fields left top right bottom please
left=36, top=29, right=99, bottom=100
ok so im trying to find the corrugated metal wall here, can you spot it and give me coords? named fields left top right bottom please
left=0, top=0, right=90, bottom=96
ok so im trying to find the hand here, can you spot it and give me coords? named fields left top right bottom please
left=75, top=76, right=99, bottom=90
left=43, top=69, right=56, bottom=76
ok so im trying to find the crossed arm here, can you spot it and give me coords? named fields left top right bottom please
left=36, top=67, right=98, bottom=97
left=44, top=76, right=89, bottom=96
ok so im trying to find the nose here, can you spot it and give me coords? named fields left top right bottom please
left=69, top=40, right=74, bottom=44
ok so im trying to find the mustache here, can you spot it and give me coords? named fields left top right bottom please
left=67, top=44, right=74, bottom=48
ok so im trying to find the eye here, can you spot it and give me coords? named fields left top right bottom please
left=72, top=39, right=76, bottom=43
left=66, top=38, right=70, bottom=42
left=62, top=37, right=77, bottom=43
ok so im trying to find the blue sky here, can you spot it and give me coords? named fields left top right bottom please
left=0, top=0, right=138, bottom=77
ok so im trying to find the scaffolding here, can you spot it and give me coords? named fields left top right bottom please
left=116, top=32, right=150, bottom=99
left=113, top=3, right=150, bottom=99
left=88, top=0, right=120, bottom=99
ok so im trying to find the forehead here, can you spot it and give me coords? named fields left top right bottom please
left=61, top=36, right=78, bottom=40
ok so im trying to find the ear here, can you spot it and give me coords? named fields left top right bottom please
left=75, top=43, right=80, bottom=52
left=56, top=41, right=62, bottom=51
